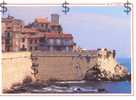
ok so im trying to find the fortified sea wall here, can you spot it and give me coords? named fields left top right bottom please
left=2, top=49, right=128, bottom=90
left=2, top=52, right=32, bottom=90
left=2, top=50, right=97, bottom=89
left=31, top=50, right=97, bottom=81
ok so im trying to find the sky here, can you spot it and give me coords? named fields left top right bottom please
left=3, top=6, right=131, bottom=58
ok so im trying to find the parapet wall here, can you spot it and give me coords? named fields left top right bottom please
left=32, top=51, right=97, bottom=81
left=2, top=50, right=97, bottom=89
left=2, top=49, right=128, bottom=90
left=2, top=52, right=32, bottom=90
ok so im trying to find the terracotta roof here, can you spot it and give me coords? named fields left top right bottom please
left=21, top=30, right=73, bottom=40
left=26, top=34, right=44, bottom=39
left=44, top=32, right=73, bottom=40
left=35, top=17, right=49, bottom=24
left=22, top=28, right=38, bottom=33
left=20, top=32, right=44, bottom=39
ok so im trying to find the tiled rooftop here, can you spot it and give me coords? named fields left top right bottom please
left=35, top=17, right=49, bottom=24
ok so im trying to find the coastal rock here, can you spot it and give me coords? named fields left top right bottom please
left=85, top=48, right=130, bottom=81
left=85, top=64, right=130, bottom=81
left=85, top=66, right=101, bottom=81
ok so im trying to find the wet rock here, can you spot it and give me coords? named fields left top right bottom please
left=84, top=66, right=101, bottom=81
left=22, top=76, right=32, bottom=84
left=3, top=85, right=28, bottom=93
left=3, top=80, right=48, bottom=93
left=97, top=88, right=107, bottom=93
left=23, top=81, right=47, bottom=89
left=90, top=48, right=130, bottom=81
left=84, top=64, right=130, bottom=81
left=127, top=74, right=131, bottom=81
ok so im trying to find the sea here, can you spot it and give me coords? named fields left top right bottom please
left=73, top=58, right=132, bottom=94
left=78, top=57, right=131, bottom=94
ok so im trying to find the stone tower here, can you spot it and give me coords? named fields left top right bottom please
left=51, top=14, right=59, bottom=25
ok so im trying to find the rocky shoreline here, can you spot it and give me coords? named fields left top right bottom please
left=84, top=48, right=131, bottom=82
left=84, top=64, right=131, bottom=81
left=3, top=48, right=131, bottom=94
left=3, top=80, right=108, bottom=93
left=3, top=76, right=131, bottom=94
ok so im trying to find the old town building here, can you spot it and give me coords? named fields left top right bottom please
left=50, top=14, right=63, bottom=33
left=2, top=15, right=24, bottom=52
left=2, top=14, right=75, bottom=52
left=2, top=22, right=6, bottom=52
left=38, top=32, right=74, bottom=52
left=30, top=14, right=63, bottom=33
left=31, top=17, right=50, bottom=32
left=18, top=29, right=74, bottom=52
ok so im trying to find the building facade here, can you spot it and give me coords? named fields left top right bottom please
left=2, top=15, right=24, bottom=52
left=2, top=14, right=75, bottom=52
left=38, top=32, right=74, bottom=52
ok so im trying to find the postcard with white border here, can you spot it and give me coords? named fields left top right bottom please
left=0, top=0, right=134, bottom=96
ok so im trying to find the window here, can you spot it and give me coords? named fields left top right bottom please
left=30, top=46, right=32, bottom=51
left=41, top=24, right=44, bottom=27
left=35, top=39, right=37, bottom=43
left=22, top=45, right=25, bottom=48
left=7, top=32, right=11, bottom=38
left=7, top=27, right=11, bottom=29
left=21, top=45, right=26, bottom=51
left=30, top=39, right=33, bottom=44
left=31, top=32, right=36, bottom=35
left=39, top=37, right=46, bottom=42
left=7, top=32, right=10, bottom=37
left=35, top=46, right=38, bottom=50
left=22, top=38, right=25, bottom=42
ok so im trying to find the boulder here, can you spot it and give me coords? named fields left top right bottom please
left=84, top=65, right=102, bottom=81
left=84, top=64, right=130, bottom=81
